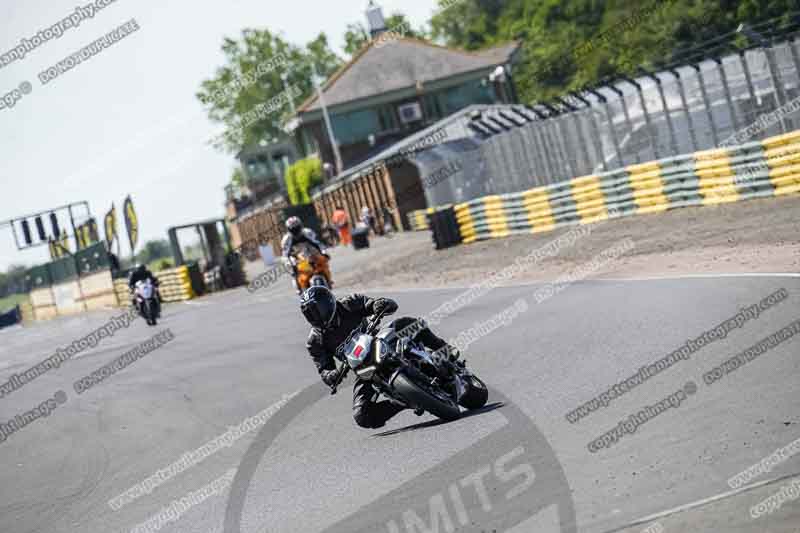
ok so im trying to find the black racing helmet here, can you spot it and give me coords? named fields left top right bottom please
left=300, top=286, right=337, bottom=328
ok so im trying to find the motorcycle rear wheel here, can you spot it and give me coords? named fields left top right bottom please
left=393, top=371, right=461, bottom=421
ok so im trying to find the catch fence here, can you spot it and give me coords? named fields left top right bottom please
left=413, top=33, right=800, bottom=207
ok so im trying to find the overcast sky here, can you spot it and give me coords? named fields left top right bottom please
left=0, top=0, right=440, bottom=270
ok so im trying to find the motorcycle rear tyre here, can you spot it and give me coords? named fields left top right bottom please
left=393, top=371, right=461, bottom=421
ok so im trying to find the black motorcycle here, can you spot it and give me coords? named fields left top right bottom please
left=330, top=310, right=488, bottom=421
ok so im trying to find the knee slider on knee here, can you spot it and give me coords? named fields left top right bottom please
left=353, top=412, right=379, bottom=429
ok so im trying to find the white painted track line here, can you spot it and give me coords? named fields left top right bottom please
left=601, top=471, right=800, bottom=533
left=360, top=272, right=800, bottom=294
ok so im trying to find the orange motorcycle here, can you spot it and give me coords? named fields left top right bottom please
left=296, top=252, right=332, bottom=291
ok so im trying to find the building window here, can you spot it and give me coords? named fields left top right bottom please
left=377, top=104, right=398, bottom=132
left=331, top=108, right=382, bottom=145
left=441, top=79, right=494, bottom=115
left=423, top=93, right=443, bottom=121
left=301, top=128, right=318, bottom=156
left=272, top=154, right=290, bottom=179
left=246, top=155, right=271, bottom=180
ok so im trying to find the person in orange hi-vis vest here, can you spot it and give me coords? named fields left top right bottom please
left=331, top=206, right=351, bottom=246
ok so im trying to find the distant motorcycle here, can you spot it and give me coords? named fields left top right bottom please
left=330, top=310, right=488, bottom=421
left=134, top=279, right=160, bottom=326
left=294, top=251, right=332, bottom=291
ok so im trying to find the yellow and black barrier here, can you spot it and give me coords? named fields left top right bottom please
left=409, top=130, right=800, bottom=244
left=17, top=299, right=34, bottom=323
left=156, top=266, right=195, bottom=302
left=408, top=207, right=436, bottom=231
left=114, top=266, right=195, bottom=306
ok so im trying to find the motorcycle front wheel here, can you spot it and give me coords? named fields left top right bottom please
left=310, top=275, right=329, bottom=289
left=459, top=374, right=488, bottom=409
left=145, top=300, right=156, bottom=326
left=393, top=371, right=461, bottom=421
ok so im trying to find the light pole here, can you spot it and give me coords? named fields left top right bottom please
left=280, top=71, right=297, bottom=114
left=312, top=64, right=344, bottom=175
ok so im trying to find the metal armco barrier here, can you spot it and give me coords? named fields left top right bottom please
left=427, top=206, right=462, bottom=250
left=409, top=129, right=800, bottom=244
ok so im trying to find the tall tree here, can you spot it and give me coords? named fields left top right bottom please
left=0, top=264, right=28, bottom=297
left=429, top=0, right=798, bottom=103
left=429, top=0, right=508, bottom=50
left=231, top=167, right=246, bottom=188
left=135, top=239, right=172, bottom=266
left=198, top=30, right=342, bottom=154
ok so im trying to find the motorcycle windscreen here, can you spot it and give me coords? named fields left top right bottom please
left=136, top=281, right=153, bottom=299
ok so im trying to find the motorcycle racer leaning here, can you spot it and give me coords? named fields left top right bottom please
left=281, top=216, right=332, bottom=294
left=300, top=286, right=460, bottom=428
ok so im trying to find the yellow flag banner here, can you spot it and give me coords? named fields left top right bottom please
left=123, top=196, right=138, bottom=254
left=59, top=232, right=70, bottom=255
left=76, top=224, right=87, bottom=250
left=89, top=218, right=99, bottom=243
left=48, top=239, right=59, bottom=260
left=104, top=204, right=117, bottom=249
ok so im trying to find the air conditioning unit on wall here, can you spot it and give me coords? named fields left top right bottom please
left=397, top=102, right=423, bottom=124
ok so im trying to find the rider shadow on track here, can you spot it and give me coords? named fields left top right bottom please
left=371, top=402, right=505, bottom=437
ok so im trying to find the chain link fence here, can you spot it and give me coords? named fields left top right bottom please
left=413, top=38, right=800, bottom=207
left=24, top=241, right=112, bottom=289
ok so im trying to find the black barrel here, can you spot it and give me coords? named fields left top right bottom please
left=352, top=226, right=370, bottom=250
left=428, top=207, right=463, bottom=250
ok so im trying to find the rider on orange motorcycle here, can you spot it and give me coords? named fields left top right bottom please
left=281, top=217, right=332, bottom=294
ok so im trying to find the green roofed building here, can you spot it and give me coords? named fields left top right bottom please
left=286, top=2, right=522, bottom=173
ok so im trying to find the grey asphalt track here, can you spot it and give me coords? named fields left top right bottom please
left=0, top=273, right=798, bottom=533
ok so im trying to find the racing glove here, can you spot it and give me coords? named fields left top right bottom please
left=321, top=369, right=339, bottom=387
left=372, top=298, right=398, bottom=316
left=443, top=344, right=461, bottom=362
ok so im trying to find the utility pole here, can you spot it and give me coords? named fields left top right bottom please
left=313, top=64, right=344, bottom=175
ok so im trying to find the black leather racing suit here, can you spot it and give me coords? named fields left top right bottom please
left=128, top=268, right=158, bottom=289
left=306, top=294, right=449, bottom=429
left=128, top=269, right=161, bottom=314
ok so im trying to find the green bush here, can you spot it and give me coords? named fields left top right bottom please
left=145, top=258, right=175, bottom=273
left=285, top=157, right=323, bottom=205
left=0, top=293, right=27, bottom=313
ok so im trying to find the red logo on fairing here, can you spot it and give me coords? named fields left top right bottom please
left=353, top=345, right=364, bottom=358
